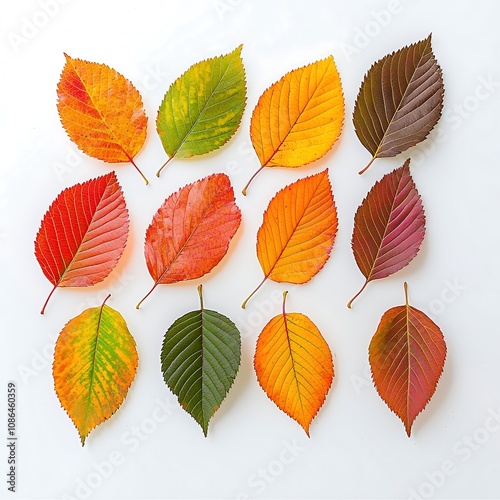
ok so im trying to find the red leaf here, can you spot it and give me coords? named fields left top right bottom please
left=348, top=159, right=425, bottom=308
left=369, top=283, right=446, bottom=436
left=137, top=174, right=241, bottom=308
left=35, top=172, right=129, bottom=313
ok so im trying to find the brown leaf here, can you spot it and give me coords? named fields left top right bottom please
left=353, top=35, right=444, bottom=174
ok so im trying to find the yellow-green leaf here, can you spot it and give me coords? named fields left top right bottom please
left=156, top=45, right=246, bottom=176
left=53, top=296, right=138, bottom=445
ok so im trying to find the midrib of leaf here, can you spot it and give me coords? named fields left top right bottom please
left=199, top=289, right=209, bottom=434
left=261, top=61, right=331, bottom=167
left=370, top=38, right=431, bottom=161
left=82, top=298, right=108, bottom=445
left=167, top=51, right=240, bottom=161
left=404, top=286, right=412, bottom=435
left=281, top=295, right=307, bottom=432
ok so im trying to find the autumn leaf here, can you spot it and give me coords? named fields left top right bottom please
left=53, top=295, right=138, bottom=445
left=254, top=291, right=334, bottom=435
left=137, top=173, right=241, bottom=308
left=161, top=285, right=241, bottom=436
left=348, top=160, right=425, bottom=308
left=353, top=34, right=444, bottom=174
left=35, top=172, right=129, bottom=314
left=156, top=45, right=246, bottom=176
left=243, top=56, right=344, bottom=194
left=369, top=283, right=446, bottom=436
left=242, top=170, right=337, bottom=308
left=57, top=54, right=149, bottom=184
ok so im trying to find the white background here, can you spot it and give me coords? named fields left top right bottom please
left=1, top=0, right=499, bottom=499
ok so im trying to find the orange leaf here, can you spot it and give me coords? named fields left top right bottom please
left=137, top=174, right=241, bottom=308
left=243, top=56, right=344, bottom=194
left=57, top=54, right=149, bottom=184
left=369, top=283, right=446, bottom=436
left=243, top=170, right=337, bottom=308
left=53, top=295, right=138, bottom=445
left=254, top=291, right=334, bottom=435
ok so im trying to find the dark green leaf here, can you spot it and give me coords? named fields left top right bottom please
left=160, top=286, right=241, bottom=435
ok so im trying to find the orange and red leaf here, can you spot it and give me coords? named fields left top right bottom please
left=57, top=54, right=149, bottom=183
left=369, top=283, right=446, bottom=436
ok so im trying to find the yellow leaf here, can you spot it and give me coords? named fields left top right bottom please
left=53, top=296, right=138, bottom=445
left=243, top=56, right=344, bottom=194
left=254, top=292, right=334, bottom=435
left=242, top=170, right=337, bottom=308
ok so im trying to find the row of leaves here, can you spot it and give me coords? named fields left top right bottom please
left=38, top=35, right=447, bottom=444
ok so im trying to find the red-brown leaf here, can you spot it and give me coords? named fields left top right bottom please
left=137, top=174, right=241, bottom=308
left=35, top=172, right=129, bottom=314
left=348, top=159, right=425, bottom=308
left=369, top=283, right=446, bottom=436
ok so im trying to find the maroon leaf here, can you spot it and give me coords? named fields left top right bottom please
left=348, top=159, right=425, bottom=308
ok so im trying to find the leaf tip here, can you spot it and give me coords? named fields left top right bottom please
left=405, top=424, right=412, bottom=437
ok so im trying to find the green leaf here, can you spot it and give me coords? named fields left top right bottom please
left=156, top=44, right=247, bottom=176
left=160, top=285, right=241, bottom=435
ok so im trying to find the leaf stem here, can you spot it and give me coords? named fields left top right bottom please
left=358, top=156, right=376, bottom=175
left=282, top=290, right=288, bottom=315
left=197, top=284, right=204, bottom=310
left=404, top=282, right=409, bottom=307
left=347, top=280, right=369, bottom=309
left=40, top=284, right=58, bottom=315
left=241, top=276, right=267, bottom=309
left=156, top=155, right=174, bottom=177
left=136, top=282, right=158, bottom=309
left=101, top=294, right=112, bottom=307
left=242, top=166, right=265, bottom=196
left=129, top=158, right=149, bottom=185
